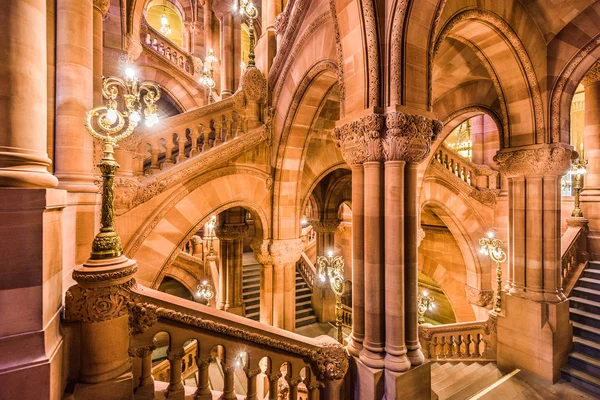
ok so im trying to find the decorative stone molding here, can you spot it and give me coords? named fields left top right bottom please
left=332, top=120, right=368, bottom=165
left=273, top=10, right=289, bottom=35
left=419, top=320, right=490, bottom=340
left=167, top=349, right=185, bottom=361
left=64, top=280, right=135, bottom=323
left=268, top=372, right=283, bottom=383
left=583, top=61, right=600, bottom=85
left=312, top=341, right=349, bottom=381
left=469, top=188, right=500, bottom=207
left=129, top=302, right=159, bottom=334
left=244, top=367, right=262, bottom=378
left=196, top=356, right=213, bottom=369
left=93, top=0, right=110, bottom=16
left=494, top=145, right=574, bottom=178
left=251, top=238, right=305, bottom=266
left=360, top=114, right=385, bottom=162
left=214, top=223, right=249, bottom=240
left=308, top=219, right=341, bottom=233
left=240, top=67, right=267, bottom=103
left=308, top=381, right=324, bottom=390
left=383, top=111, right=442, bottom=163
left=128, top=345, right=156, bottom=358
left=464, top=285, right=494, bottom=308
left=125, top=33, right=143, bottom=62
left=72, top=264, right=138, bottom=283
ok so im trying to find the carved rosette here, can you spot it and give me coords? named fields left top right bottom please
left=464, top=285, right=494, bottom=308
left=309, top=219, right=341, bottom=233
left=494, top=146, right=574, bottom=178
left=251, top=238, right=305, bottom=266
left=240, top=66, right=267, bottom=103
left=64, top=280, right=135, bottom=323
left=383, top=111, right=442, bottom=163
left=214, top=223, right=249, bottom=241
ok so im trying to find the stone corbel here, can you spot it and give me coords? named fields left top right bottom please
left=464, top=284, right=494, bottom=308
left=308, top=219, right=341, bottom=234
left=214, top=223, right=249, bottom=241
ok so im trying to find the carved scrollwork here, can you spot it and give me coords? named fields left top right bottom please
left=359, top=114, right=385, bottom=162
left=72, top=264, right=138, bottom=283
left=332, top=120, right=367, bottom=166
left=494, top=146, right=574, bottom=178
left=214, top=223, right=249, bottom=240
left=64, top=281, right=135, bottom=323
left=383, top=112, right=442, bottom=163
left=310, top=341, right=349, bottom=381
left=241, top=67, right=267, bottom=103
left=464, top=285, right=494, bottom=308
left=129, top=302, right=159, bottom=334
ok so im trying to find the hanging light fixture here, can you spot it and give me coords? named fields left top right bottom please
left=160, top=5, right=172, bottom=36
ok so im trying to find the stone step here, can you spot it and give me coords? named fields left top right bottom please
left=571, top=296, right=600, bottom=315
left=584, top=268, right=600, bottom=280
left=573, top=321, right=600, bottom=344
left=245, top=311, right=259, bottom=321
left=244, top=298, right=259, bottom=307
left=296, top=287, right=312, bottom=297
left=446, top=364, right=502, bottom=400
left=574, top=336, right=600, bottom=359
left=242, top=277, right=260, bottom=286
left=568, top=352, right=600, bottom=379
left=570, top=307, right=600, bottom=330
left=433, top=362, right=482, bottom=395
left=296, top=315, right=318, bottom=328
left=573, top=286, right=600, bottom=303
left=438, top=363, right=501, bottom=400
left=296, top=307, right=316, bottom=319
left=578, top=277, right=600, bottom=291
left=432, top=363, right=470, bottom=386
left=296, top=294, right=312, bottom=303
left=561, top=366, right=600, bottom=396
left=589, top=260, right=600, bottom=269
left=296, top=300, right=312, bottom=311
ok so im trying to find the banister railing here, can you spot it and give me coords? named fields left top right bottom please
left=340, top=305, right=352, bottom=329
left=419, top=317, right=496, bottom=361
left=433, top=144, right=499, bottom=190
left=561, top=219, right=589, bottom=296
left=297, top=252, right=316, bottom=291
left=128, top=286, right=348, bottom=399
left=141, top=17, right=196, bottom=76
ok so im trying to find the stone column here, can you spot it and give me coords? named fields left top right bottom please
left=252, top=239, right=304, bottom=330
left=244, top=367, right=261, bottom=400
left=215, top=220, right=248, bottom=315
left=256, top=0, right=282, bottom=74
left=167, top=349, right=185, bottom=399
left=495, top=144, right=574, bottom=382
left=93, top=0, right=109, bottom=105
left=350, top=164, right=365, bottom=356
left=221, top=361, right=237, bottom=400
left=204, top=0, right=213, bottom=53
left=0, top=0, right=58, bottom=188
left=359, top=115, right=386, bottom=369
left=310, top=219, right=341, bottom=256
left=220, top=13, right=234, bottom=98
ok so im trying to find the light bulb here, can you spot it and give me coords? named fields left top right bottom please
left=125, top=67, right=135, bottom=79
left=327, top=250, right=334, bottom=257
left=422, top=290, right=428, bottom=296
left=129, top=111, right=141, bottom=122
left=487, top=231, right=495, bottom=239
left=105, top=109, right=117, bottom=124
left=161, top=14, right=168, bottom=25
left=320, top=274, right=326, bottom=282
left=145, top=118, right=154, bottom=128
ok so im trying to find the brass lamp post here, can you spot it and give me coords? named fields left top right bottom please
left=417, top=290, right=435, bottom=324
left=232, top=0, right=259, bottom=67
left=200, top=48, right=217, bottom=104
left=479, top=231, right=507, bottom=313
left=197, top=280, right=215, bottom=306
left=571, top=157, right=588, bottom=217
left=84, top=67, right=161, bottom=259
left=316, top=250, right=345, bottom=343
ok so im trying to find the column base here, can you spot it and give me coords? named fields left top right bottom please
left=497, top=294, right=572, bottom=382
left=384, top=352, right=411, bottom=373
left=353, top=356, right=384, bottom=400
left=347, top=335, right=364, bottom=357
left=72, top=371, right=134, bottom=400
left=359, top=347, right=386, bottom=369
left=384, top=361, right=432, bottom=400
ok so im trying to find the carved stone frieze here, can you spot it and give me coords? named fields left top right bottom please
left=64, top=280, right=135, bottom=323
left=72, top=263, right=138, bottom=283
left=464, top=285, right=494, bottom=308
left=251, top=238, right=305, bottom=266
left=494, top=146, right=574, bottom=178
left=308, top=219, right=341, bottom=233
left=214, top=223, right=249, bottom=240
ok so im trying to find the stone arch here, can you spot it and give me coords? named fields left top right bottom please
left=420, top=182, right=493, bottom=291
left=272, top=60, right=342, bottom=239
left=134, top=63, right=203, bottom=111
left=323, top=173, right=352, bottom=220
left=548, top=3, right=600, bottom=144
left=121, top=167, right=271, bottom=287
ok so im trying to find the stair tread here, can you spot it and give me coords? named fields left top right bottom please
left=562, top=365, right=600, bottom=386
left=574, top=336, right=600, bottom=350
left=433, top=362, right=483, bottom=392
left=585, top=269, right=600, bottom=276
left=436, top=363, right=498, bottom=399
left=570, top=352, right=600, bottom=368
left=570, top=307, right=600, bottom=322
left=446, top=366, right=502, bottom=400
left=573, top=321, right=600, bottom=337
left=574, top=286, right=600, bottom=296
left=570, top=296, right=600, bottom=308
left=432, top=362, right=470, bottom=386
left=579, top=277, right=600, bottom=285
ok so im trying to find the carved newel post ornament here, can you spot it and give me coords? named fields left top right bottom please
left=65, top=68, right=161, bottom=395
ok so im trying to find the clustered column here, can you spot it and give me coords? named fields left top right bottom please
left=215, top=219, right=248, bottom=315
left=332, top=111, right=442, bottom=374
left=309, top=219, right=341, bottom=256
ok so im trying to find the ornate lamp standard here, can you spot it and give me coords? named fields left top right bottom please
left=84, top=67, right=160, bottom=259
left=479, top=231, right=507, bottom=313
left=571, top=156, right=588, bottom=217
left=200, top=49, right=217, bottom=103
left=417, top=290, right=435, bottom=324
left=232, top=0, right=259, bottom=67
left=316, top=250, right=345, bottom=343
left=197, top=280, right=215, bottom=306
left=206, top=215, right=217, bottom=256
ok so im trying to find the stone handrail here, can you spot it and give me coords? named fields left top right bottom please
left=141, top=17, right=195, bottom=76
left=151, top=338, right=199, bottom=383
left=297, top=252, right=316, bottom=291
left=419, top=317, right=496, bottom=361
left=561, top=218, right=589, bottom=296
left=128, top=286, right=348, bottom=399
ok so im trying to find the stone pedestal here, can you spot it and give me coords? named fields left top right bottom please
left=497, top=295, right=572, bottom=382
left=0, top=189, right=66, bottom=400
left=384, top=361, right=432, bottom=400
left=353, top=357, right=384, bottom=400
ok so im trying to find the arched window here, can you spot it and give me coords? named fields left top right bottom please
left=146, top=0, right=184, bottom=48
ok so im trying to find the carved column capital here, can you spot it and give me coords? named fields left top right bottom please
left=310, top=340, right=349, bottom=381
left=583, top=61, right=600, bottom=86
left=128, top=345, right=156, bottom=358
left=494, top=145, right=574, bottom=178
left=359, top=113, right=385, bottom=162
left=309, top=219, right=341, bottom=233
left=251, top=238, right=304, bottom=265
left=93, top=0, right=110, bottom=16
left=167, top=350, right=185, bottom=361
left=383, top=111, right=443, bottom=163
left=332, top=120, right=368, bottom=166
left=214, top=223, right=249, bottom=240
left=267, top=372, right=283, bottom=383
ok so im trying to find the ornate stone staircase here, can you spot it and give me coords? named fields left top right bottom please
left=562, top=259, right=600, bottom=394
left=431, top=361, right=503, bottom=399
left=296, top=268, right=318, bottom=328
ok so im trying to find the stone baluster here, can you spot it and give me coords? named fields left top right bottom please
left=267, top=372, right=281, bottom=400
left=244, top=366, right=261, bottom=400
left=224, top=116, right=232, bottom=142
left=167, top=349, right=185, bottom=399
left=215, top=119, right=224, bottom=147
left=176, top=133, right=187, bottom=163
left=194, top=356, right=213, bottom=400
left=150, top=139, right=161, bottom=174
left=164, top=139, right=175, bottom=167
left=129, top=345, right=156, bottom=397
left=190, top=129, right=201, bottom=157
left=221, top=360, right=237, bottom=400
left=200, top=124, right=209, bottom=152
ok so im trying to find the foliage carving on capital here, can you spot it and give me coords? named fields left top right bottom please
left=383, top=112, right=443, bottom=163
left=64, top=280, right=135, bottom=323
left=494, top=146, right=574, bottom=178
left=359, top=114, right=385, bottom=162
left=310, top=341, right=349, bottom=381
left=309, top=219, right=341, bottom=233
left=128, top=345, right=156, bottom=358
left=93, top=0, right=110, bottom=16
left=214, top=223, right=249, bottom=240
left=251, top=239, right=305, bottom=265
left=332, top=121, right=367, bottom=165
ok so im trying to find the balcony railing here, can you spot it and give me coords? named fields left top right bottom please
left=141, top=17, right=196, bottom=76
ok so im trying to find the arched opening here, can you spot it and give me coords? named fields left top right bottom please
left=157, top=276, right=193, bottom=300
left=145, top=0, right=184, bottom=47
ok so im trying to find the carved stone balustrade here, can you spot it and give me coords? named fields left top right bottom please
left=141, top=17, right=194, bottom=76
left=561, top=217, right=589, bottom=296
left=419, top=316, right=497, bottom=361
left=297, top=252, right=316, bottom=291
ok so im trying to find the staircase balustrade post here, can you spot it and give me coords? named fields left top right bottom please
left=190, top=130, right=200, bottom=157
left=244, top=367, right=261, bottom=400
left=164, top=139, right=175, bottom=166
left=307, top=380, right=322, bottom=400
left=194, top=356, right=213, bottom=400
left=267, top=372, right=281, bottom=400
left=288, top=376, right=303, bottom=400
left=219, top=361, right=237, bottom=400
left=166, top=349, right=185, bottom=399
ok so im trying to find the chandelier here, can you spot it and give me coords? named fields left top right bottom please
left=160, top=9, right=172, bottom=36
